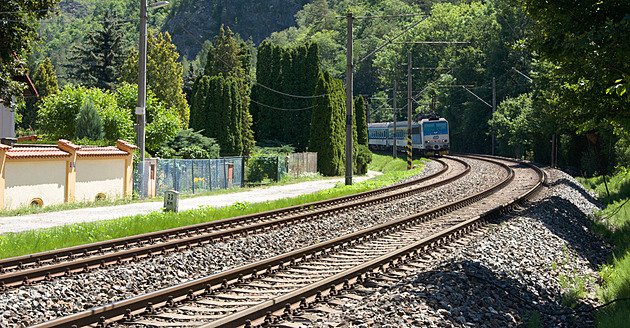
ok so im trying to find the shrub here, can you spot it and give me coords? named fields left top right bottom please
left=355, top=144, right=372, bottom=175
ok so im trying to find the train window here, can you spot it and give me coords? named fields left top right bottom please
left=412, top=126, right=420, bottom=134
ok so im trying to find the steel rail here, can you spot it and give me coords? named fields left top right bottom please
left=204, top=157, right=545, bottom=328
left=28, top=156, right=524, bottom=328
left=1, top=158, right=468, bottom=290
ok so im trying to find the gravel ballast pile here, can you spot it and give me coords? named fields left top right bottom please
left=316, top=167, right=611, bottom=327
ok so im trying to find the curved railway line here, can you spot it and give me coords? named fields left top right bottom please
left=1, top=157, right=468, bottom=290
left=19, top=155, right=545, bottom=328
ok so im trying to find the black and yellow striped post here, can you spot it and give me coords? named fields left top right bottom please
left=407, top=134, right=412, bottom=169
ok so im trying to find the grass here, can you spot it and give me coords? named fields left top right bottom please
left=576, top=168, right=630, bottom=328
left=0, top=155, right=428, bottom=259
left=0, top=172, right=332, bottom=218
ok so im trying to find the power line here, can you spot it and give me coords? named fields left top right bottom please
left=249, top=99, right=317, bottom=112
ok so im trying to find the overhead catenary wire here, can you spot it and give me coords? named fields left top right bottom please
left=249, top=99, right=317, bottom=112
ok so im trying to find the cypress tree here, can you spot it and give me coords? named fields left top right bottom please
left=355, top=95, right=368, bottom=145
left=194, top=25, right=254, bottom=155
left=309, top=71, right=345, bottom=176
left=75, top=99, right=104, bottom=141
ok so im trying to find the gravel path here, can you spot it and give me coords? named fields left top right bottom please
left=0, top=173, right=378, bottom=235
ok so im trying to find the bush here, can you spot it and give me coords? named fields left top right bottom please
left=355, top=144, right=372, bottom=175
left=180, top=145, right=209, bottom=159
left=247, top=156, right=279, bottom=183
left=159, top=129, right=220, bottom=159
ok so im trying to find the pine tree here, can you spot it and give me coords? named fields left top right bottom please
left=120, top=30, right=189, bottom=128
left=20, top=58, right=59, bottom=129
left=66, top=10, right=127, bottom=90
left=75, top=99, right=104, bottom=140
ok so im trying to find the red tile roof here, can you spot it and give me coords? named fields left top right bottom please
left=0, top=140, right=136, bottom=160
left=76, top=146, right=129, bottom=157
left=4, top=147, right=70, bottom=159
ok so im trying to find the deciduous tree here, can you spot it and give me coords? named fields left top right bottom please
left=0, top=0, right=58, bottom=108
left=120, top=30, right=190, bottom=127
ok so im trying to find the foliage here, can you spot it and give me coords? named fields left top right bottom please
left=355, top=144, right=372, bottom=175
left=247, top=156, right=280, bottom=183
left=309, top=70, right=346, bottom=176
left=190, top=74, right=243, bottom=155
left=120, top=30, right=190, bottom=127
left=520, top=0, right=630, bottom=136
left=0, top=0, right=58, bottom=107
left=65, top=9, right=128, bottom=90
left=20, top=58, right=59, bottom=130
left=75, top=99, right=104, bottom=140
left=38, top=82, right=180, bottom=146
left=158, top=129, right=220, bottom=159
left=250, top=41, right=320, bottom=150
left=179, top=145, right=209, bottom=159
left=355, top=95, right=368, bottom=146
left=190, top=26, right=254, bottom=155
left=488, top=93, right=534, bottom=159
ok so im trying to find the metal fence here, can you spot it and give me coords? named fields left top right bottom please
left=133, top=153, right=317, bottom=197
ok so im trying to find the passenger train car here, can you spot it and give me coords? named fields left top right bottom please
left=367, top=116, right=450, bottom=156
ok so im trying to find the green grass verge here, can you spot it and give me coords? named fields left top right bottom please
left=577, top=169, right=630, bottom=328
left=0, top=155, right=428, bottom=259
left=0, top=173, right=331, bottom=218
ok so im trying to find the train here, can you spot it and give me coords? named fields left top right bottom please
left=367, top=115, right=450, bottom=156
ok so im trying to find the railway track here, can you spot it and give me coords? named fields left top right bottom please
left=0, top=158, right=469, bottom=291
left=26, top=155, right=544, bottom=328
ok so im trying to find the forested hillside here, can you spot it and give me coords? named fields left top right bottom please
left=13, top=0, right=630, bottom=176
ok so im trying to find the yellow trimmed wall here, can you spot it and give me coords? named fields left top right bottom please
left=75, top=159, right=125, bottom=202
left=4, top=160, right=67, bottom=209
left=0, top=140, right=136, bottom=211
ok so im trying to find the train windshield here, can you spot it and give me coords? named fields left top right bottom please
left=423, top=121, right=448, bottom=135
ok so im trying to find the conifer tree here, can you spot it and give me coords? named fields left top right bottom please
left=190, top=25, right=254, bottom=155
left=355, top=95, right=368, bottom=145
left=252, top=41, right=320, bottom=149
left=20, top=58, right=59, bottom=129
left=309, top=71, right=345, bottom=176
left=75, top=99, right=104, bottom=141
left=66, top=10, right=126, bottom=90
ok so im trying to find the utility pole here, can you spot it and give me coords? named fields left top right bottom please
left=407, top=51, right=412, bottom=170
left=492, top=77, right=496, bottom=156
left=393, top=80, right=397, bottom=159
left=345, top=12, right=354, bottom=186
left=341, top=13, right=428, bottom=185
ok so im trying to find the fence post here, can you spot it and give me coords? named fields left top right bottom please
left=191, top=160, right=195, bottom=194
left=241, top=157, right=245, bottom=187
left=172, top=159, right=178, bottom=192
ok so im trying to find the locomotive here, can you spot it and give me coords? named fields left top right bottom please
left=367, top=115, right=450, bottom=156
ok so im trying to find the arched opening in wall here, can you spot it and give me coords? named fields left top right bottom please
left=95, top=193, right=106, bottom=202
left=29, top=198, right=44, bottom=208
